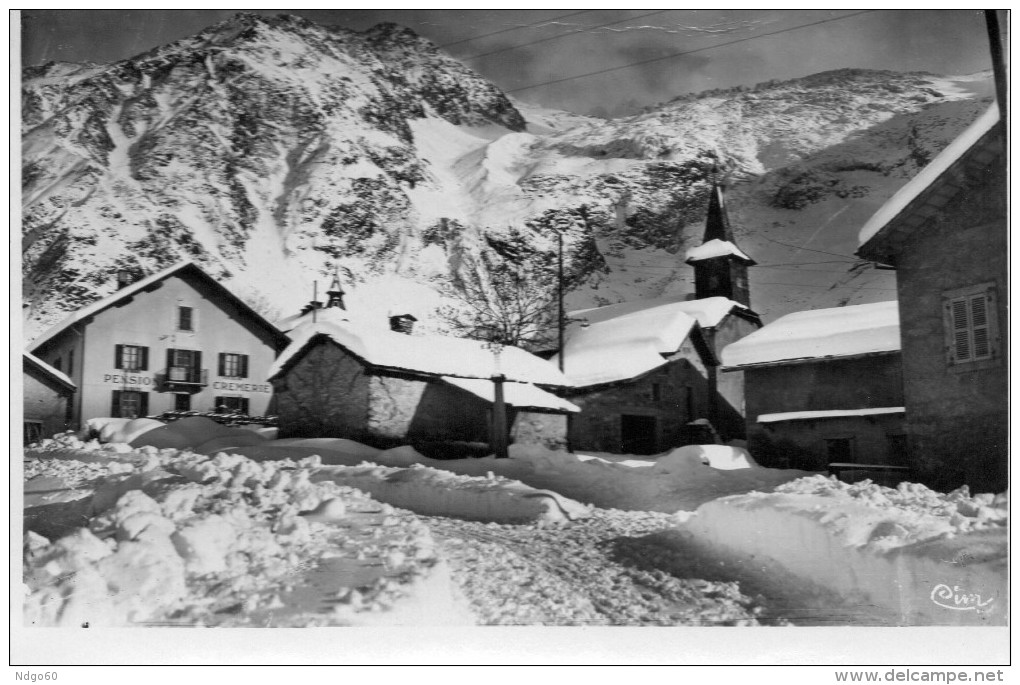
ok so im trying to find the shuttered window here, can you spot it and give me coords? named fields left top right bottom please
left=115, top=344, right=149, bottom=371
left=944, top=285, right=999, bottom=366
left=218, top=353, right=249, bottom=378
left=111, top=390, right=149, bottom=419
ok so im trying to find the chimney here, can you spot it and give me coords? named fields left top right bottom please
left=116, top=269, right=135, bottom=290
left=389, top=314, right=417, bottom=334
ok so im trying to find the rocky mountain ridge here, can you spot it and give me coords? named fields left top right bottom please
left=21, top=13, right=994, bottom=342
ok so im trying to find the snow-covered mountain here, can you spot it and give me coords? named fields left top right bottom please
left=21, top=12, right=995, bottom=341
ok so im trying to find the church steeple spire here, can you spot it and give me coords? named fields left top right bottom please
left=685, top=179, right=756, bottom=308
left=703, top=181, right=734, bottom=243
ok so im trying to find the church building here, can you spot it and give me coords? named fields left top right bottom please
left=556, top=182, right=762, bottom=454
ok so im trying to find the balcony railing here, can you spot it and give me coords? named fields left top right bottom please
left=157, top=367, right=208, bottom=389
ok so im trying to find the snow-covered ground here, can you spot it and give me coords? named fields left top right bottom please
left=19, top=422, right=1008, bottom=630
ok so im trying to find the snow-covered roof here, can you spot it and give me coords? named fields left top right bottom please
left=722, top=301, right=900, bottom=369
left=29, top=261, right=289, bottom=351
left=553, top=297, right=707, bottom=387
left=858, top=102, right=1000, bottom=248
left=269, top=320, right=568, bottom=387
left=276, top=306, right=359, bottom=333
left=23, top=351, right=76, bottom=391
left=442, top=377, right=579, bottom=413
left=571, top=294, right=748, bottom=330
left=757, top=407, right=905, bottom=424
left=685, top=239, right=754, bottom=263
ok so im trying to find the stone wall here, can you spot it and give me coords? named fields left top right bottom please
left=750, top=413, right=906, bottom=471
left=743, top=354, right=904, bottom=421
left=369, top=375, right=491, bottom=445
left=894, top=157, right=1007, bottom=492
left=512, top=410, right=568, bottom=450
left=709, top=314, right=760, bottom=439
left=273, top=341, right=372, bottom=440
left=568, top=349, right=712, bottom=454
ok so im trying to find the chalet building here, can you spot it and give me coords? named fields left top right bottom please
left=269, top=296, right=577, bottom=455
left=23, top=352, right=75, bottom=444
left=722, top=301, right=906, bottom=474
left=552, top=183, right=762, bottom=454
left=27, top=262, right=290, bottom=429
left=856, top=103, right=1006, bottom=492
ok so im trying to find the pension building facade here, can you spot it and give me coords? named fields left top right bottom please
left=28, top=262, right=289, bottom=428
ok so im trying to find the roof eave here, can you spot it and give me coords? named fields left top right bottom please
left=857, top=121, right=1004, bottom=264
left=721, top=349, right=901, bottom=372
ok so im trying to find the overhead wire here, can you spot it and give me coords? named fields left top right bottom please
left=504, top=10, right=878, bottom=93
left=437, top=10, right=596, bottom=48
left=460, top=9, right=674, bottom=61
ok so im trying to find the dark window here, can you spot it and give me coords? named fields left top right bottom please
left=178, top=306, right=194, bottom=331
left=24, top=421, right=44, bottom=445
left=218, top=353, right=249, bottom=378
left=685, top=386, right=695, bottom=421
left=620, top=414, right=657, bottom=455
left=651, top=383, right=661, bottom=402
left=52, top=357, right=61, bottom=371
left=888, top=434, right=909, bottom=464
left=112, top=390, right=149, bottom=419
left=68, top=349, right=74, bottom=376
left=215, top=396, right=249, bottom=415
left=825, top=438, right=855, bottom=463
left=116, top=344, right=149, bottom=371
left=174, top=393, right=192, bottom=411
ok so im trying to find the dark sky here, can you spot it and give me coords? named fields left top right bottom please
left=19, top=9, right=994, bottom=115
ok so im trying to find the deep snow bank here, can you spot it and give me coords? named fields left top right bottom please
left=230, top=439, right=811, bottom=513
left=313, top=457, right=591, bottom=524
left=22, top=436, right=474, bottom=627
left=676, top=475, right=1008, bottom=625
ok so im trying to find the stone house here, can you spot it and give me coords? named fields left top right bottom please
left=552, top=300, right=719, bottom=455
left=23, top=352, right=75, bottom=444
left=268, top=316, right=576, bottom=455
left=856, top=103, right=1006, bottom=492
left=27, top=261, right=290, bottom=427
left=722, top=301, right=906, bottom=473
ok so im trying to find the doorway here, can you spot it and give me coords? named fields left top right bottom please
left=620, top=414, right=657, bottom=455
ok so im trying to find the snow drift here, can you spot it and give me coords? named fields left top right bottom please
left=676, top=475, right=1008, bottom=625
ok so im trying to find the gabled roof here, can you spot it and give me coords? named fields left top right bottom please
left=23, top=352, right=75, bottom=392
left=28, top=261, right=290, bottom=352
left=269, top=320, right=569, bottom=387
left=571, top=294, right=752, bottom=331
left=857, top=103, right=1003, bottom=263
left=721, top=300, right=900, bottom=369
left=552, top=296, right=719, bottom=388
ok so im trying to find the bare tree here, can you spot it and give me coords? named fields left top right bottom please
left=443, top=259, right=558, bottom=351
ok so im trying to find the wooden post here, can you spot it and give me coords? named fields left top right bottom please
left=491, top=373, right=509, bottom=458
left=557, top=229, right=565, bottom=373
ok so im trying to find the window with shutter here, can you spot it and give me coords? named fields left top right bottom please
left=118, top=344, right=147, bottom=371
left=943, top=284, right=1000, bottom=368
left=219, top=352, right=249, bottom=378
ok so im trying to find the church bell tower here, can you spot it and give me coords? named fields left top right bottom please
left=685, top=181, right=756, bottom=308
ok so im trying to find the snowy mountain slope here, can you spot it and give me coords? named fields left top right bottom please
left=20, top=12, right=994, bottom=341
